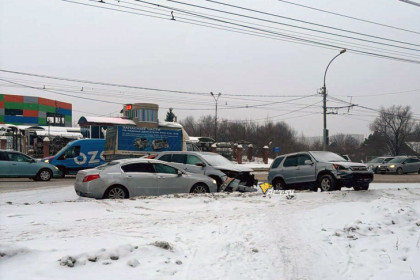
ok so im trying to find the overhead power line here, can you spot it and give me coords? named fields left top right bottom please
left=0, top=69, right=318, bottom=99
left=116, top=0, right=420, bottom=60
left=172, top=0, right=420, bottom=48
left=276, top=0, right=420, bottom=35
left=62, top=0, right=420, bottom=64
left=130, top=0, right=420, bottom=61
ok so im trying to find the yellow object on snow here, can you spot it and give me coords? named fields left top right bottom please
left=259, top=182, right=273, bottom=194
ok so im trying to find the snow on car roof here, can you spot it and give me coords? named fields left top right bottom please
left=78, top=116, right=136, bottom=125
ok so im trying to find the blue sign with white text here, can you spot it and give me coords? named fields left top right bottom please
left=117, top=126, right=182, bottom=152
left=273, top=147, right=280, bottom=153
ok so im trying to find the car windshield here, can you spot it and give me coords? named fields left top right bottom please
left=310, top=151, right=348, bottom=162
left=55, top=143, right=71, bottom=157
left=388, top=157, right=406, bottom=163
left=368, top=158, right=384, bottom=163
left=200, top=153, right=234, bottom=166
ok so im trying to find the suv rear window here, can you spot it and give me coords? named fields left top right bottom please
left=271, top=156, right=284, bottom=169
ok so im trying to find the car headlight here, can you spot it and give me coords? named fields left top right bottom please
left=333, top=164, right=349, bottom=171
left=212, top=179, right=217, bottom=185
left=53, top=166, right=59, bottom=170
left=45, top=160, right=49, bottom=163
left=378, top=165, right=381, bottom=168
left=390, top=164, right=395, bottom=168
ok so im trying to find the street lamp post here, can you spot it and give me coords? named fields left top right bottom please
left=210, top=92, right=221, bottom=142
left=322, top=49, right=346, bottom=151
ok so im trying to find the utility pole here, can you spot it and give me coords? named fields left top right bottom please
left=210, top=92, right=221, bottom=142
left=322, top=49, right=346, bottom=151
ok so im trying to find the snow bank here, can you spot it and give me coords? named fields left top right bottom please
left=1, top=186, right=419, bottom=280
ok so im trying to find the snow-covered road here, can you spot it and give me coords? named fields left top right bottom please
left=1, top=184, right=419, bottom=280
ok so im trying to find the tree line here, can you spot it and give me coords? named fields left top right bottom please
left=173, top=105, right=420, bottom=161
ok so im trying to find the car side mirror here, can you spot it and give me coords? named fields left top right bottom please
left=196, top=162, right=206, bottom=167
left=402, top=162, right=406, bottom=165
left=304, top=160, right=313, bottom=165
left=177, top=170, right=183, bottom=176
left=32, top=159, right=36, bottom=163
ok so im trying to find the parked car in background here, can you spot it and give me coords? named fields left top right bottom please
left=367, top=157, right=395, bottom=173
left=74, top=158, right=217, bottom=199
left=155, top=151, right=255, bottom=189
left=0, top=150, right=59, bottom=181
left=268, top=151, right=374, bottom=191
left=377, top=156, right=420, bottom=174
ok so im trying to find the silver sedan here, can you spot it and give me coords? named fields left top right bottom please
left=378, top=156, right=420, bottom=174
left=74, top=158, right=218, bottom=199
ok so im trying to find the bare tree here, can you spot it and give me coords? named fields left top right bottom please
left=329, top=134, right=361, bottom=156
left=370, top=105, right=415, bottom=156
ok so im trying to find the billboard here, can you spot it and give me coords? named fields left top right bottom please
left=117, top=126, right=182, bottom=152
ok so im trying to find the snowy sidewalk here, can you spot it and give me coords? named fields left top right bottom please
left=1, top=186, right=420, bottom=280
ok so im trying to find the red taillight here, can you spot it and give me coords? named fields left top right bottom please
left=83, top=174, right=100, bottom=182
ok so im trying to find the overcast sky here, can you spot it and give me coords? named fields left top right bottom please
left=1, top=0, right=419, bottom=137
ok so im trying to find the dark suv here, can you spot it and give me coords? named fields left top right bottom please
left=268, top=151, right=374, bottom=191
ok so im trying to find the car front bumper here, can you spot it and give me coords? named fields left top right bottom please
left=335, top=171, right=374, bottom=187
left=377, top=166, right=397, bottom=173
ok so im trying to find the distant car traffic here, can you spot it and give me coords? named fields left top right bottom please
left=74, top=158, right=218, bottom=199
left=154, top=151, right=255, bottom=189
left=0, top=150, right=59, bottom=181
left=367, top=157, right=395, bottom=173
left=377, top=156, right=420, bottom=174
left=268, top=151, right=374, bottom=191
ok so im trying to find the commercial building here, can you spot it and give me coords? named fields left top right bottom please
left=0, top=93, right=72, bottom=127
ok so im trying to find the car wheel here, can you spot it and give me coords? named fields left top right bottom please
left=104, top=185, right=128, bottom=199
left=353, top=186, right=361, bottom=191
left=318, top=174, right=336, bottom=192
left=418, top=168, right=420, bottom=174
left=374, top=167, right=379, bottom=174
left=190, top=183, right=209, bottom=194
left=36, top=169, right=52, bottom=181
left=273, top=178, right=286, bottom=190
left=396, top=168, right=403, bottom=175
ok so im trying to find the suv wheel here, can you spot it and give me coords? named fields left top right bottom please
left=396, top=168, right=403, bottom=175
left=318, top=174, right=335, bottom=192
left=273, top=178, right=286, bottom=190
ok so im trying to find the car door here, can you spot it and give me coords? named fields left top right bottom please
left=120, top=162, right=158, bottom=196
left=405, top=158, right=419, bottom=173
left=7, top=152, right=39, bottom=177
left=281, top=155, right=297, bottom=184
left=294, top=154, right=316, bottom=184
left=153, top=163, right=190, bottom=195
left=185, top=154, right=206, bottom=174
left=413, top=158, right=420, bottom=172
left=0, top=151, right=11, bottom=177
